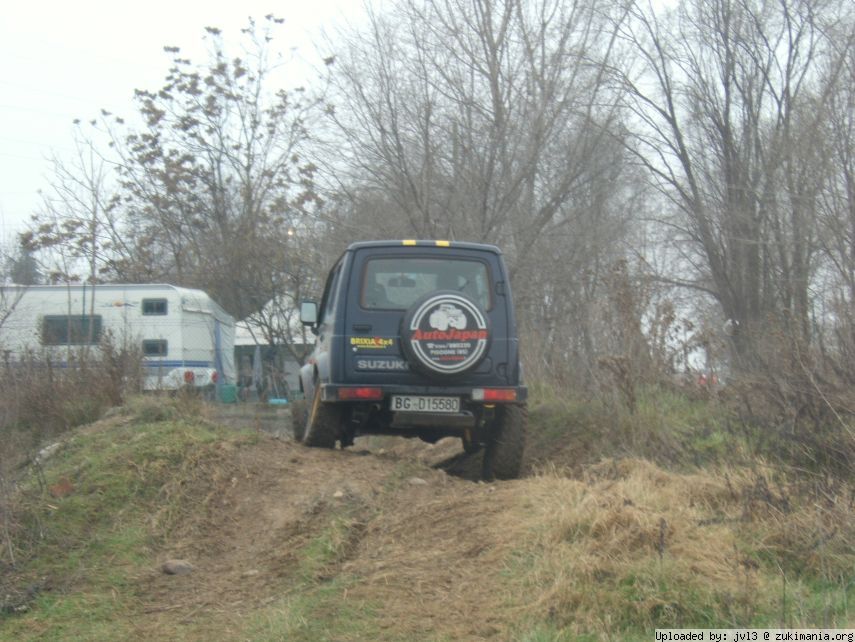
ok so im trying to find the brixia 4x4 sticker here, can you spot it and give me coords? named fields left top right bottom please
left=350, top=337, right=394, bottom=350
left=407, top=294, right=489, bottom=374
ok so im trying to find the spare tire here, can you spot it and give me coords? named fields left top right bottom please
left=400, top=290, right=491, bottom=378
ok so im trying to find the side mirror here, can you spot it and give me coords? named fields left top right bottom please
left=300, top=300, right=318, bottom=327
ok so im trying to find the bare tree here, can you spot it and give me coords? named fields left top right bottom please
left=328, top=0, right=626, bottom=240
left=814, top=36, right=855, bottom=382
left=613, top=0, right=853, bottom=369
left=22, top=128, right=118, bottom=286
left=95, top=17, right=323, bottom=320
left=323, top=0, right=637, bottom=382
left=4, top=245, right=41, bottom=286
left=240, top=231, right=328, bottom=365
left=25, top=16, right=325, bottom=327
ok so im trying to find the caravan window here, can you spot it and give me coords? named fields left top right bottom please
left=42, top=315, right=103, bottom=345
left=142, top=340, right=168, bottom=356
left=142, top=298, right=168, bottom=315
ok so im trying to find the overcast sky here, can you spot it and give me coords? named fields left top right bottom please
left=0, top=0, right=358, bottom=245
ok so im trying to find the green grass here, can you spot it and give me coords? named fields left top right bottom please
left=2, top=388, right=851, bottom=641
left=509, top=551, right=852, bottom=641
left=8, top=592, right=137, bottom=642
left=244, top=578, right=382, bottom=642
left=0, top=404, right=257, bottom=641
left=527, top=383, right=752, bottom=471
left=244, top=512, right=382, bottom=642
left=516, top=625, right=607, bottom=642
left=298, top=517, right=362, bottom=579
left=510, top=384, right=853, bottom=640
left=1, top=397, right=388, bottom=641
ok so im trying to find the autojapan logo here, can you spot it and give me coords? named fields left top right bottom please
left=428, top=303, right=466, bottom=331
left=408, top=295, right=489, bottom=374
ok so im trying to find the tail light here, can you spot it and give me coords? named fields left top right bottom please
left=472, top=388, right=517, bottom=402
left=183, top=370, right=195, bottom=384
left=337, top=387, right=384, bottom=401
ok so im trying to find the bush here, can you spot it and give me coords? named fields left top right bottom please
left=0, top=336, right=143, bottom=569
left=1, top=339, right=140, bottom=443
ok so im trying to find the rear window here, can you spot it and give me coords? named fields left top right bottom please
left=362, top=257, right=491, bottom=310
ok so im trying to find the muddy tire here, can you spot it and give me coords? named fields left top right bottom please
left=462, top=432, right=482, bottom=454
left=482, top=404, right=527, bottom=481
left=290, top=399, right=308, bottom=441
left=303, top=386, right=341, bottom=449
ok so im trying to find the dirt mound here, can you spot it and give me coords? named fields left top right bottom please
left=8, top=404, right=850, bottom=640
left=340, top=478, right=521, bottom=639
left=128, top=433, right=527, bottom=640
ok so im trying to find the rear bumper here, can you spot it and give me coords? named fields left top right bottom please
left=319, top=383, right=527, bottom=404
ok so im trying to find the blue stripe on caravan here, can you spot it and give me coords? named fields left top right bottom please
left=142, top=360, right=213, bottom=368
left=7, top=360, right=213, bottom=370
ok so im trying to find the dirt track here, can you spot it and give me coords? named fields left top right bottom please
left=9, top=402, right=850, bottom=639
left=134, top=403, right=522, bottom=639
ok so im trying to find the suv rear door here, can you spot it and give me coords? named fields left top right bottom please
left=342, top=244, right=516, bottom=387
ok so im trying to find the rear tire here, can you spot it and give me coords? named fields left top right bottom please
left=462, top=432, right=482, bottom=454
left=482, top=404, right=527, bottom=480
left=303, top=385, right=341, bottom=449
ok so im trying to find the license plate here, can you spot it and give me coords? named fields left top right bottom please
left=390, top=395, right=460, bottom=413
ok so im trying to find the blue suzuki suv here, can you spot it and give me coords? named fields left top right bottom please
left=293, top=240, right=527, bottom=480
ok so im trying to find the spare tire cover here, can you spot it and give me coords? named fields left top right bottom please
left=401, top=290, right=491, bottom=377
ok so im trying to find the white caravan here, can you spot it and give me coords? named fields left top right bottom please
left=0, top=284, right=235, bottom=391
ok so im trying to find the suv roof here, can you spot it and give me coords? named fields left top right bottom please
left=346, top=240, right=503, bottom=254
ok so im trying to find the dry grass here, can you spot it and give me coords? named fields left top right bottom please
left=341, top=479, right=520, bottom=640
left=2, top=395, right=851, bottom=640
left=501, top=458, right=854, bottom=634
